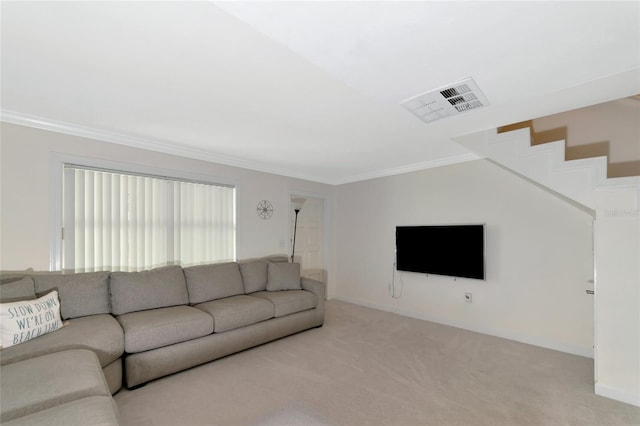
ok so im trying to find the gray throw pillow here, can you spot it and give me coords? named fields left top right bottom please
left=184, top=262, right=244, bottom=304
left=110, top=266, right=188, bottom=315
left=239, top=261, right=268, bottom=294
left=266, top=262, right=301, bottom=291
left=0, top=277, right=36, bottom=303
left=34, top=272, right=110, bottom=319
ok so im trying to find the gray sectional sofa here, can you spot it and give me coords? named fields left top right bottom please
left=0, top=257, right=325, bottom=425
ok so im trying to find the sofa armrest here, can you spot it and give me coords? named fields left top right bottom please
left=301, top=277, right=325, bottom=326
left=301, top=277, right=326, bottom=301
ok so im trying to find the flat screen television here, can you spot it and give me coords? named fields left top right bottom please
left=396, top=224, right=485, bottom=280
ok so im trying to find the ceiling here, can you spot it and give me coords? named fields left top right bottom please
left=1, top=1, right=639, bottom=185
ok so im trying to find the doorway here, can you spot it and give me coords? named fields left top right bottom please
left=290, top=194, right=326, bottom=282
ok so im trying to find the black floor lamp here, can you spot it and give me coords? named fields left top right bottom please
left=290, top=197, right=306, bottom=263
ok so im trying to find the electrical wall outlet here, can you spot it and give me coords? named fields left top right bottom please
left=464, top=292, right=472, bottom=303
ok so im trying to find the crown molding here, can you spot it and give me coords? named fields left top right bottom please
left=1, top=109, right=482, bottom=186
left=0, top=110, right=333, bottom=183
left=331, top=153, right=483, bottom=185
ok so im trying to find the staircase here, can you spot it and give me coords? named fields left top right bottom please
left=453, top=127, right=640, bottom=210
left=455, top=123, right=640, bottom=408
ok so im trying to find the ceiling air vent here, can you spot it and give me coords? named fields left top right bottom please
left=401, top=78, right=489, bottom=124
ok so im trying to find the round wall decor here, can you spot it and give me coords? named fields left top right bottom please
left=257, top=200, right=273, bottom=220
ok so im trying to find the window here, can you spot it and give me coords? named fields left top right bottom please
left=62, top=164, right=235, bottom=272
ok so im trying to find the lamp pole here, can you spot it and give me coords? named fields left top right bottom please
left=291, top=208, right=301, bottom=263
left=290, top=197, right=306, bottom=263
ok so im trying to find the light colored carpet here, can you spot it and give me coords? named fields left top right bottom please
left=115, top=300, right=640, bottom=426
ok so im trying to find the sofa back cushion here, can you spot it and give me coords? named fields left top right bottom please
left=266, top=262, right=302, bottom=291
left=0, top=277, right=36, bottom=303
left=34, top=272, right=110, bottom=320
left=184, top=262, right=244, bottom=304
left=262, top=255, right=289, bottom=263
left=110, top=266, right=188, bottom=315
left=239, top=261, right=268, bottom=294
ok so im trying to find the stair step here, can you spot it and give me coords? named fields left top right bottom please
left=597, top=175, right=640, bottom=189
left=560, top=156, right=608, bottom=185
left=526, top=139, right=566, bottom=158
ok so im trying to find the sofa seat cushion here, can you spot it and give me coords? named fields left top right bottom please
left=0, top=314, right=124, bottom=368
left=117, top=306, right=213, bottom=353
left=195, top=295, right=275, bottom=333
left=2, top=396, right=119, bottom=426
left=0, top=349, right=110, bottom=423
left=251, top=290, right=318, bottom=317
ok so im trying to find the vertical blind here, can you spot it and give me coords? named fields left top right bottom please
left=63, top=165, right=235, bottom=272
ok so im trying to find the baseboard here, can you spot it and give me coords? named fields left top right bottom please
left=595, top=383, right=640, bottom=408
left=332, top=296, right=594, bottom=359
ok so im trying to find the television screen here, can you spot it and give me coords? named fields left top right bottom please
left=396, top=224, right=485, bottom=280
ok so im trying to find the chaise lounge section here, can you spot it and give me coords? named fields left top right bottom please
left=1, top=349, right=119, bottom=426
left=0, top=272, right=125, bottom=393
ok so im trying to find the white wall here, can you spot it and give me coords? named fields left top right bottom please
left=0, top=123, right=336, bottom=295
left=594, top=188, right=640, bottom=406
left=334, top=159, right=595, bottom=356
